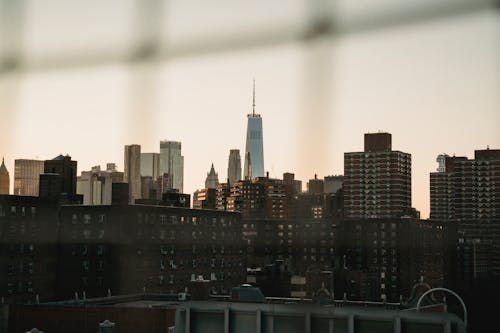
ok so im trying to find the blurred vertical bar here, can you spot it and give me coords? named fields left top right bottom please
left=298, top=0, right=335, bottom=175
left=127, top=0, right=166, bottom=143
left=0, top=0, right=25, bottom=154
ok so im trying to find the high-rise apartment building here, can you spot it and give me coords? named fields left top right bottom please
left=159, top=141, right=184, bottom=193
left=13, top=159, right=44, bottom=196
left=344, top=133, right=412, bottom=218
left=227, top=149, right=242, bottom=184
left=430, top=148, right=500, bottom=222
left=205, top=164, right=219, bottom=189
left=0, top=158, right=10, bottom=194
left=140, top=152, right=160, bottom=180
left=124, top=145, right=141, bottom=204
left=243, top=82, right=264, bottom=179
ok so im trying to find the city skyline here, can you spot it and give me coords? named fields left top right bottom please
left=1, top=10, right=499, bottom=218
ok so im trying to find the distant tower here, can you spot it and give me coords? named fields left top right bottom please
left=205, top=164, right=219, bottom=189
left=14, top=159, right=44, bottom=196
left=159, top=140, right=184, bottom=193
left=227, top=149, right=242, bottom=184
left=0, top=157, right=10, bottom=194
left=124, top=144, right=141, bottom=203
left=243, top=80, right=264, bottom=179
left=140, top=152, right=160, bottom=180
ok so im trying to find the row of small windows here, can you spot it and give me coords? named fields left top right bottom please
left=0, top=205, right=37, bottom=218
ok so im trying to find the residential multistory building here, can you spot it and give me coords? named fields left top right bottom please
left=430, top=148, right=500, bottom=222
left=344, top=133, right=412, bottom=218
left=13, top=159, right=44, bottom=196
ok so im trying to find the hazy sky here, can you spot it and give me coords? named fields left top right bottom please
left=0, top=6, right=499, bottom=218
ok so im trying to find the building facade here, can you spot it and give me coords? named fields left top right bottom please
left=57, top=205, right=245, bottom=299
left=344, top=133, right=412, bottom=219
left=0, top=195, right=59, bottom=303
left=0, top=158, right=10, bottom=195
left=336, top=218, right=452, bottom=303
left=227, top=149, right=242, bottom=184
left=159, top=140, right=184, bottom=193
left=77, top=164, right=124, bottom=205
left=430, top=149, right=500, bottom=222
left=140, top=152, right=160, bottom=180
left=13, top=159, right=44, bottom=196
left=124, top=145, right=141, bottom=204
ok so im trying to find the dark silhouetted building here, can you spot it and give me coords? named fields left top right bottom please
left=227, top=149, right=242, bottom=184
left=0, top=158, right=10, bottom=195
left=193, top=188, right=217, bottom=210
left=57, top=205, right=245, bottom=299
left=0, top=195, right=59, bottom=303
left=307, top=174, right=324, bottom=195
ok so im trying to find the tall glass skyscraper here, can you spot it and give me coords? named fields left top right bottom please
left=244, top=81, right=264, bottom=179
left=159, top=140, right=184, bottom=193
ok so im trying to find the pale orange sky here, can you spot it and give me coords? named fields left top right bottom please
left=0, top=9, right=499, bottom=218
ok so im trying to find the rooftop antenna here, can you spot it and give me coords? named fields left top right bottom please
left=252, top=78, right=256, bottom=116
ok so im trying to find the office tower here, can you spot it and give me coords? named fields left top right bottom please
left=76, top=164, right=124, bottom=205
left=227, top=149, right=242, bottom=184
left=0, top=158, right=10, bottom=194
left=430, top=148, right=500, bottom=222
left=205, top=163, right=219, bottom=189
left=42, top=154, right=78, bottom=200
left=124, top=145, right=141, bottom=204
left=243, top=81, right=264, bottom=179
left=13, top=159, right=44, bottom=196
left=140, top=152, right=160, bottom=179
left=344, top=133, right=412, bottom=218
left=159, top=140, right=184, bottom=193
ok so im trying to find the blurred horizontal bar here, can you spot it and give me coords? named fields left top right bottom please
left=0, top=0, right=498, bottom=74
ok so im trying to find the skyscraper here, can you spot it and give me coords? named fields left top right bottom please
left=0, top=158, right=10, bottom=194
left=13, top=159, right=44, bottom=196
left=344, top=133, right=412, bottom=218
left=227, top=149, right=242, bottom=184
left=205, top=163, right=219, bottom=189
left=243, top=81, right=264, bottom=179
left=159, top=140, right=184, bottom=193
left=140, top=152, right=160, bottom=180
left=124, top=144, right=141, bottom=204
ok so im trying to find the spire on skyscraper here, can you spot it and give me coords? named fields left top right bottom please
left=252, top=78, right=256, bottom=116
